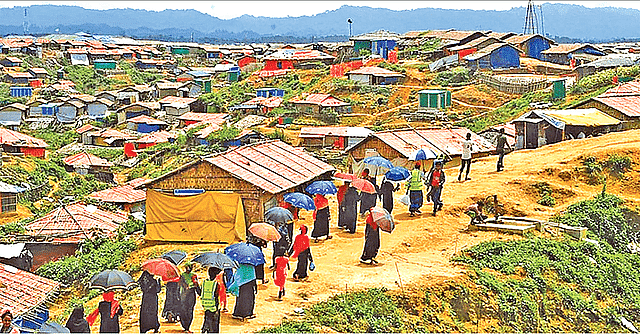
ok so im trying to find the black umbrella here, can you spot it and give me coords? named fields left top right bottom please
left=264, top=207, right=294, bottom=224
left=160, top=250, right=188, bottom=265
left=89, top=270, right=136, bottom=292
left=193, top=251, right=239, bottom=269
left=37, top=322, right=70, bottom=334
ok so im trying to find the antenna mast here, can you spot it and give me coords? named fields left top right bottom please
left=523, top=0, right=538, bottom=35
left=23, top=8, right=29, bottom=35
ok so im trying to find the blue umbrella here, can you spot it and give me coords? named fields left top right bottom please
left=283, top=192, right=315, bottom=211
left=264, top=207, right=294, bottom=224
left=224, top=242, right=266, bottom=266
left=363, top=156, right=394, bottom=169
left=89, top=270, right=136, bottom=292
left=160, top=250, right=187, bottom=265
left=305, top=180, right=337, bottom=196
left=385, top=167, right=410, bottom=181
left=409, top=148, right=438, bottom=161
left=37, top=322, right=70, bottom=334
left=193, top=251, right=238, bottom=269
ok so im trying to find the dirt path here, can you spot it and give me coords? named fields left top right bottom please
left=84, top=130, right=640, bottom=333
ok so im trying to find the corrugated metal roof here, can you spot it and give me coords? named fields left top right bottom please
left=25, top=203, right=128, bottom=240
left=593, top=96, right=640, bottom=117
left=87, top=128, right=137, bottom=140
left=136, top=130, right=177, bottom=144
left=76, top=124, right=98, bottom=134
left=127, top=115, right=167, bottom=125
left=25, top=203, right=127, bottom=241
left=264, top=49, right=335, bottom=61
left=89, top=178, right=148, bottom=203
left=290, top=93, right=349, bottom=107
left=0, top=264, right=60, bottom=318
left=299, top=127, right=373, bottom=138
left=63, top=152, right=114, bottom=168
left=602, top=80, right=640, bottom=97
left=541, top=108, right=622, bottom=126
left=6, top=71, right=33, bottom=78
left=239, top=96, right=283, bottom=109
left=541, top=43, right=603, bottom=55
left=0, top=128, right=48, bottom=148
left=178, top=112, right=228, bottom=124
left=355, top=128, right=494, bottom=158
left=158, top=96, right=197, bottom=105
left=440, top=30, right=485, bottom=42
left=204, top=140, right=336, bottom=194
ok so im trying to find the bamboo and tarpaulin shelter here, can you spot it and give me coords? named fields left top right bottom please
left=138, top=139, right=336, bottom=241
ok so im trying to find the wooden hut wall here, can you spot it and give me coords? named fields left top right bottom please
left=348, top=137, right=403, bottom=161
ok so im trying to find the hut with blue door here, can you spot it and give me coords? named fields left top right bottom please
left=464, top=43, right=521, bottom=70
left=506, top=34, right=555, bottom=60
left=256, top=88, right=285, bottom=98
left=418, top=90, right=451, bottom=110
left=350, top=30, right=400, bottom=59
left=40, top=103, right=61, bottom=117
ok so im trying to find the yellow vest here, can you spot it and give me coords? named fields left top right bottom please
left=409, top=169, right=423, bottom=191
left=201, top=280, right=219, bottom=312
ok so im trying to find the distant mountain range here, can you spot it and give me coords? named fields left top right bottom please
left=1, top=4, right=640, bottom=43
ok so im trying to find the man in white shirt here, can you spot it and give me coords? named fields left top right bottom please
left=458, top=132, right=474, bottom=181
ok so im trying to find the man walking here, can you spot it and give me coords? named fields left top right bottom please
left=458, top=132, right=474, bottom=181
left=427, top=161, right=445, bottom=216
left=496, top=128, right=511, bottom=172
left=407, top=163, right=425, bottom=217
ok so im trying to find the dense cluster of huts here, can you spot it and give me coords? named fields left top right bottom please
left=2, top=27, right=640, bottom=329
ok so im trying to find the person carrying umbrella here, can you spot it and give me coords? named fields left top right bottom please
left=1, top=310, right=19, bottom=334
left=138, top=270, right=161, bottom=333
left=378, top=176, right=399, bottom=214
left=427, top=160, right=446, bottom=217
left=340, top=181, right=359, bottom=233
left=311, top=194, right=332, bottom=242
left=162, top=275, right=181, bottom=323
left=247, top=233, right=269, bottom=285
left=289, top=225, right=314, bottom=281
left=228, top=264, right=257, bottom=320
left=360, top=208, right=381, bottom=265
left=278, top=200, right=297, bottom=242
left=87, top=292, right=124, bottom=333
left=200, top=267, right=222, bottom=333
left=359, top=169, right=378, bottom=217
left=270, top=223, right=291, bottom=270
left=65, top=306, right=90, bottom=334
left=178, top=263, right=201, bottom=333
left=407, top=163, right=426, bottom=217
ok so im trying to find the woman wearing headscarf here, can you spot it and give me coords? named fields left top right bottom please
left=289, top=225, right=313, bottom=281
left=378, top=176, right=398, bottom=214
left=138, top=270, right=161, bottom=333
left=200, top=267, right=222, bottom=333
left=228, top=264, right=257, bottom=320
left=273, top=255, right=290, bottom=299
left=1, top=310, right=20, bottom=334
left=65, top=306, right=90, bottom=333
left=359, top=168, right=378, bottom=217
left=162, top=276, right=181, bottom=323
left=87, top=292, right=124, bottom=333
left=340, top=182, right=359, bottom=234
left=360, top=208, right=381, bottom=265
left=179, top=263, right=200, bottom=333
left=215, top=270, right=228, bottom=313
left=311, top=193, right=332, bottom=242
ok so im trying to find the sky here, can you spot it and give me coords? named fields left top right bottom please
left=0, top=1, right=637, bottom=19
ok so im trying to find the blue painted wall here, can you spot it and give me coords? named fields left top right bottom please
left=137, top=123, right=160, bottom=133
left=490, top=46, right=520, bottom=68
left=525, top=36, right=551, bottom=60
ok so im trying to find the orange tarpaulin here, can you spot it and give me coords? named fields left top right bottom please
left=146, top=189, right=246, bottom=243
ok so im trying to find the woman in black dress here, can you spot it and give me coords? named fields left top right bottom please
left=87, top=292, right=124, bottom=333
left=138, top=270, right=161, bottom=333
left=65, top=306, right=90, bottom=333
left=360, top=208, right=381, bottom=265
left=378, top=177, right=397, bottom=214
left=289, top=225, right=313, bottom=281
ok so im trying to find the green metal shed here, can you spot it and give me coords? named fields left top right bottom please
left=171, top=47, right=190, bottom=55
left=418, top=89, right=451, bottom=109
left=93, top=60, right=117, bottom=70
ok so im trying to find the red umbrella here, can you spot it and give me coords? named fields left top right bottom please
left=352, top=178, right=377, bottom=194
left=249, top=223, right=281, bottom=242
left=369, top=207, right=394, bottom=233
left=141, top=258, right=180, bottom=281
left=334, top=172, right=356, bottom=182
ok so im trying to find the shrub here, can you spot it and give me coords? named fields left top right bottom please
left=432, top=67, right=470, bottom=86
left=258, top=320, right=317, bottom=333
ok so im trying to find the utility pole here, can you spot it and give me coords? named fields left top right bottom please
left=23, top=8, right=29, bottom=35
left=347, top=18, right=353, bottom=37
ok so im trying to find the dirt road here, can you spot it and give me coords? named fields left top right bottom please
left=82, top=130, right=640, bottom=333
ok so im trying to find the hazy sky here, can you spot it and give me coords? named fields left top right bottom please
left=0, top=1, right=636, bottom=19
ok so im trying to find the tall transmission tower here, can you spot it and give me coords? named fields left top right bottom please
left=538, top=4, right=545, bottom=37
left=523, top=0, right=539, bottom=35
left=23, top=8, right=29, bottom=35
